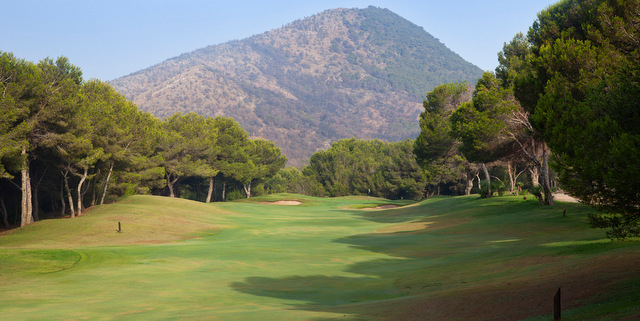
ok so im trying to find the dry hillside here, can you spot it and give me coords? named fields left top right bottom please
left=110, top=7, right=483, bottom=166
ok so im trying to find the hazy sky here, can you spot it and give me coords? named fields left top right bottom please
left=2, top=0, right=558, bottom=81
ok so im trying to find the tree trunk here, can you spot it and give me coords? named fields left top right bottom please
left=20, top=146, right=33, bottom=227
left=30, top=167, right=47, bottom=222
left=166, top=171, right=179, bottom=198
left=541, top=143, right=555, bottom=206
left=206, top=177, right=214, bottom=203
left=529, top=166, right=540, bottom=187
left=100, top=162, right=114, bottom=205
left=476, top=172, right=481, bottom=191
left=244, top=181, right=252, bottom=198
left=0, top=197, right=10, bottom=228
left=62, top=169, right=75, bottom=218
left=465, top=172, right=474, bottom=195
left=60, top=179, right=66, bottom=217
left=507, top=162, right=516, bottom=193
left=222, top=181, right=226, bottom=201
left=77, top=167, right=88, bottom=216
left=482, top=163, right=492, bottom=198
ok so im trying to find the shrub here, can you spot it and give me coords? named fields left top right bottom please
left=529, top=185, right=544, bottom=204
left=226, top=189, right=246, bottom=201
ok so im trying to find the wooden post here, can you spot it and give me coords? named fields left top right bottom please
left=554, top=286, right=561, bottom=320
left=117, top=222, right=122, bottom=233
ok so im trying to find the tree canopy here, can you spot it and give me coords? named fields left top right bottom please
left=0, top=52, right=288, bottom=229
left=514, top=0, right=640, bottom=238
left=306, top=138, right=426, bottom=200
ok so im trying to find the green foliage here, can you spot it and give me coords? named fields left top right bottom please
left=262, top=167, right=315, bottom=195
left=225, top=189, right=246, bottom=202
left=529, top=185, right=544, bottom=204
left=515, top=0, right=640, bottom=237
left=0, top=52, right=286, bottom=228
left=305, top=138, right=426, bottom=199
left=450, top=73, right=519, bottom=164
left=414, top=82, right=477, bottom=195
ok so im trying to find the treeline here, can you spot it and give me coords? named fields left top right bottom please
left=415, top=0, right=640, bottom=239
left=0, top=52, right=285, bottom=228
left=301, top=138, right=426, bottom=199
left=265, top=136, right=522, bottom=201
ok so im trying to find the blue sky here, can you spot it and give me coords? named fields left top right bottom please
left=2, top=0, right=558, bottom=81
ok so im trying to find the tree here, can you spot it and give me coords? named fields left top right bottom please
left=230, top=139, right=286, bottom=198
left=0, top=53, right=83, bottom=225
left=210, top=116, right=250, bottom=201
left=414, top=82, right=477, bottom=196
left=81, top=80, right=163, bottom=205
left=514, top=0, right=640, bottom=237
left=305, top=138, right=426, bottom=199
left=160, top=113, right=219, bottom=198
left=497, top=34, right=556, bottom=205
left=450, top=73, right=519, bottom=198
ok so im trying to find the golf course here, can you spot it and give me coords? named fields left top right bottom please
left=1, top=194, right=639, bottom=320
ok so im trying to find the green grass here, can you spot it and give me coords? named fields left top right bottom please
left=0, top=194, right=638, bottom=320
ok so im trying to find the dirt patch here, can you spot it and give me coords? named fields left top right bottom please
left=259, top=200, right=302, bottom=205
left=553, top=193, right=579, bottom=203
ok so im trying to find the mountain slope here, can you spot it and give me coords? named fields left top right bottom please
left=110, top=6, right=483, bottom=166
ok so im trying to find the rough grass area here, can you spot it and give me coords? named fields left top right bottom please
left=0, top=195, right=226, bottom=248
left=0, top=194, right=638, bottom=320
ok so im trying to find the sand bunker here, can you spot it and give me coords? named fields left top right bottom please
left=374, top=204, right=400, bottom=209
left=260, top=200, right=302, bottom=205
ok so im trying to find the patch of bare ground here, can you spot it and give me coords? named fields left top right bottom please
left=375, top=204, right=400, bottom=209
left=347, top=252, right=640, bottom=320
left=554, top=193, right=579, bottom=203
left=259, top=200, right=302, bottom=205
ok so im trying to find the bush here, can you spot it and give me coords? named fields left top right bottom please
left=529, top=185, right=544, bottom=204
left=589, top=213, right=640, bottom=240
left=479, top=185, right=493, bottom=198
left=492, top=180, right=506, bottom=197
left=225, top=189, right=246, bottom=201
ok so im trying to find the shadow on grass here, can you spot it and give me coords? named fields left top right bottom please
left=229, top=196, right=640, bottom=320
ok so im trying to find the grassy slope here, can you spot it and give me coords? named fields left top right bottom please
left=0, top=194, right=638, bottom=320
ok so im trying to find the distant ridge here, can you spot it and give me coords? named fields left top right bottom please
left=110, top=6, right=483, bottom=166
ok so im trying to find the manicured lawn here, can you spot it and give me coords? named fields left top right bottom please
left=1, top=194, right=638, bottom=320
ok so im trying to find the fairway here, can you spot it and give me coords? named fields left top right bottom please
left=1, top=194, right=639, bottom=320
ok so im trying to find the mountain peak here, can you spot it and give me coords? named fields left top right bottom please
left=110, top=7, right=482, bottom=166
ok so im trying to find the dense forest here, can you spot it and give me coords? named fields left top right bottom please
left=2, top=0, right=639, bottom=239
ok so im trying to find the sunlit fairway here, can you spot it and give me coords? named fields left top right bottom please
left=1, top=194, right=639, bottom=320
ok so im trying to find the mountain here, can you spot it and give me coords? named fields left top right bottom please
left=110, top=6, right=483, bottom=166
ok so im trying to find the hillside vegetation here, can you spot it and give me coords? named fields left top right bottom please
left=1, top=195, right=639, bottom=320
left=110, top=7, right=483, bottom=165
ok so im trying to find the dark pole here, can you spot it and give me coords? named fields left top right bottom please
left=554, top=286, right=561, bottom=320
left=118, top=221, right=122, bottom=233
